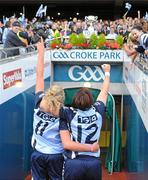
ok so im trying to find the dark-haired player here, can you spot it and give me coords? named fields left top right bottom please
left=60, top=64, right=110, bottom=180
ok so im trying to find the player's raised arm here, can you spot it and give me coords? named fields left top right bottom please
left=36, top=37, right=45, bottom=93
left=97, top=64, right=110, bottom=105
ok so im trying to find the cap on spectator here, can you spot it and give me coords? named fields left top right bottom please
left=12, top=21, right=21, bottom=27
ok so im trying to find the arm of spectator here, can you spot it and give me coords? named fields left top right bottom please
left=131, top=53, right=138, bottom=63
left=35, top=37, right=45, bottom=93
left=144, top=50, right=148, bottom=55
left=97, top=64, right=110, bottom=105
left=60, top=130, right=99, bottom=152
left=20, top=38, right=28, bottom=46
left=123, top=43, right=138, bottom=56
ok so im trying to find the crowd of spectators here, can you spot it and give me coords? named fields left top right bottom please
left=0, top=15, right=147, bottom=59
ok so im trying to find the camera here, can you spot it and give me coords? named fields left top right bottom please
left=32, top=28, right=48, bottom=43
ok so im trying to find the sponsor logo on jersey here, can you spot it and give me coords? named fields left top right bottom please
left=3, top=68, right=22, bottom=89
left=78, top=114, right=97, bottom=124
left=37, top=111, right=58, bottom=122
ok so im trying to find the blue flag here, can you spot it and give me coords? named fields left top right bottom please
left=3, top=16, right=9, bottom=25
left=36, top=4, right=43, bottom=17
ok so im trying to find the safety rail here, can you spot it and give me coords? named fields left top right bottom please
left=0, top=44, right=37, bottom=61
left=0, top=37, right=55, bottom=61
left=0, top=44, right=147, bottom=75
left=108, top=92, right=116, bottom=175
left=135, top=55, right=148, bottom=75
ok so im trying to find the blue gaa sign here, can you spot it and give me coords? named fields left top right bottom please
left=54, top=64, right=122, bottom=82
left=68, top=65, right=104, bottom=81
left=51, top=50, right=123, bottom=62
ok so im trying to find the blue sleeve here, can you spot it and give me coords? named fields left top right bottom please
left=59, top=107, right=69, bottom=131
left=135, top=45, right=145, bottom=53
left=142, top=34, right=148, bottom=48
left=94, top=101, right=106, bottom=119
left=34, top=91, right=44, bottom=109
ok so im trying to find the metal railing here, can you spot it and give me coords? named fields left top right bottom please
left=0, top=44, right=37, bottom=61
left=1, top=43, right=147, bottom=75
left=108, top=92, right=116, bottom=175
left=0, top=37, right=55, bottom=61
left=134, top=54, right=148, bottom=75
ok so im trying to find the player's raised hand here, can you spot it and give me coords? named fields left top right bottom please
left=101, top=64, right=110, bottom=73
left=36, top=37, right=44, bottom=54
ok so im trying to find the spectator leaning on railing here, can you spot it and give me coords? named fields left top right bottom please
left=3, top=21, right=27, bottom=57
left=1, top=16, right=147, bottom=59
left=124, top=25, right=148, bottom=59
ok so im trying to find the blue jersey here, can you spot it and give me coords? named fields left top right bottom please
left=32, top=91, right=63, bottom=154
left=136, top=33, right=148, bottom=57
left=140, top=33, right=148, bottom=50
left=59, top=101, right=105, bottom=158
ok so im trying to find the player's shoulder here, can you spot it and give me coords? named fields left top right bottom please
left=34, top=91, right=45, bottom=109
left=93, top=101, right=106, bottom=117
left=62, top=106, right=77, bottom=112
left=94, top=100, right=105, bottom=107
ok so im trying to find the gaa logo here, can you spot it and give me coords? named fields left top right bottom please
left=68, top=65, right=104, bottom=81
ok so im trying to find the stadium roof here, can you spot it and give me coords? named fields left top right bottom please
left=0, top=0, right=147, bottom=19
left=0, top=0, right=147, bottom=4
